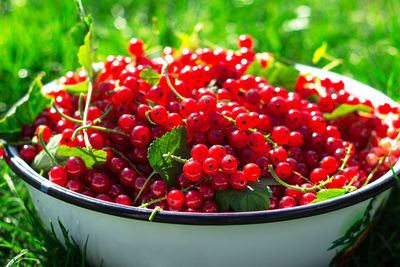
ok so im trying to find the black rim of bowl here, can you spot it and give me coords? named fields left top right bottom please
left=3, top=144, right=399, bottom=225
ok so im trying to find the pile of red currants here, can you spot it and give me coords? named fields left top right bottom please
left=15, top=34, right=400, bottom=212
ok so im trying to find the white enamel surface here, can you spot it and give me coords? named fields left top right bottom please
left=25, top=67, right=395, bottom=267
left=27, top=184, right=390, bottom=267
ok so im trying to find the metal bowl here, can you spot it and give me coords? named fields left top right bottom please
left=4, top=65, right=399, bottom=267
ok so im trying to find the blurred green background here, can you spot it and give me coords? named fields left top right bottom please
left=1, top=0, right=400, bottom=266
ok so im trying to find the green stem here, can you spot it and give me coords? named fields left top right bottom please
left=82, top=80, right=94, bottom=148
left=38, top=128, right=60, bottom=166
left=165, top=64, right=184, bottom=101
left=148, top=206, right=162, bottom=221
left=162, top=153, right=189, bottom=164
left=133, top=171, right=156, bottom=205
left=339, top=144, right=353, bottom=172
left=52, top=102, right=83, bottom=123
left=71, top=125, right=128, bottom=141
left=93, top=107, right=113, bottom=124
left=363, top=156, right=385, bottom=187
left=78, top=93, right=84, bottom=119
left=106, top=146, right=142, bottom=175
left=269, top=165, right=331, bottom=192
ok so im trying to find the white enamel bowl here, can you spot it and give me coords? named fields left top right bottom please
left=4, top=65, right=399, bottom=267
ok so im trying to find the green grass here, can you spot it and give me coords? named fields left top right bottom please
left=0, top=0, right=400, bottom=265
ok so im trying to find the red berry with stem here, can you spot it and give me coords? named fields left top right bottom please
left=150, top=105, right=168, bottom=124
left=183, top=160, right=203, bottom=181
left=179, top=98, right=198, bottom=118
left=49, top=166, right=68, bottom=186
left=230, top=171, right=248, bottom=190
left=248, top=132, right=265, bottom=149
left=198, top=184, right=215, bottom=201
left=167, top=190, right=185, bottom=208
left=310, top=168, right=328, bottom=184
left=243, top=163, right=261, bottom=181
left=67, top=179, right=83, bottom=193
left=65, top=156, right=87, bottom=178
left=89, top=133, right=104, bottom=149
left=35, top=125, right=52, bottom=142
left=238, top=34, right=254, bottom=49
left=235, top=113, right=251, bottom=130
left=275, top=162, right=292, bottom=180
left=20, top=145, right=37, bottom=162
left=110, top=157, right=127, bottom=174
left=167, top=113, right=183, bottom=130
left=279, top=196, right=297, bottom=209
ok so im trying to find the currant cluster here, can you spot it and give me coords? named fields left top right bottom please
left=16, top=34, right=400, bottom=213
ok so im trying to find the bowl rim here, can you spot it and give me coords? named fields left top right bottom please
left=3, top=65, right=400, bottom=225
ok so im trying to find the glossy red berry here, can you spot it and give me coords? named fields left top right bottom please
left=90, top=172, right=111, bottom=193
left=130, top=125, right=151, bottom=147
left=35, top=125, right=52, bottom=142
left=183, top=160, right=203, bottom=181
left=191, top=144, right=209, bottom=162
left=115, top=195, right=132, bottom=206
left=150, top=105, right=168, bottom=124
left=211, top=172, right=230, bottom=191
left=243, top=163, right=261, bottom=181
left=128, top=38, right=144, bottom=57
left=238, top=34, right=254, bottom=49
left=185, top=190, right=204, bottom=209
left=208, top=145, right=227, bottom=162
left=119, top=167, right=138, bottom=188
left=230, top=171, right=248, bottom=189
left=202, top=157, right=220, bottom=175
left=299, top=193, right=317, bottom=205
left=118, top=114, right=137, bottom=133
left=271, top=126, right=290, bottom=145
left=279, top=196, right=296, bottom=209
left=320, top=156, right=338, bottom=174
left=150, top=180, right=168, bottom=198
left=275, top=162, right=292, bottom=180
left=65, top=156, right=87, bottom=178
left=49, top=166, right=68, bottom=186
left=220, top=155, right=238, bottom=174
left=167, top=190, right=185, bottom=208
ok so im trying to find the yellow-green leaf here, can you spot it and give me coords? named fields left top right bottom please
left=139, top=67, right=160, bottom=86
left=313, top=42, right=327, bottom=64
left=323, top=104, right=372, bottom=120
left=64, top=80, right=89, bottom=94
left=77, top=17, right=94, bottom=78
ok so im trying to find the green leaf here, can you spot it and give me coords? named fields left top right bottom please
left=0, top=73, right=51, bottom=141
left=323, top=104, right=372, bottom=120
left=311, top=189, right=347, bottom=203
left=31, top=135, right=107, bottom=173
left=63, top=80, right=89, bottom=94
left=139, top=66, right=161, bottom=86
left=32, top=135, right=63, bottom=173
left=312, top=42, right=327, bottom=64
left=147, top=126, right=188, bottom=186
left=245, top=60, right=300, bottom=90
left=56, top=146, right=107, bottom=169
left=215, top=180, right=272, bottom=212
left=77, top=17, right=94, bottom=78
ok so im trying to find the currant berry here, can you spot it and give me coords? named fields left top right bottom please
left=183, top=160, right=203, bottom=181
left=320, top=156, right=338, bottom=174
left=202, top=157, right=220, bottom=175
left=275, top=162, right=292, bottom=180
left=35, top=125, right=52, bottom=142
left=167, top=190, right=185, bottom=208
left=90, top=172, right=111, bottom=193
left=130, top=125, right=151, bottom=147
left=198, top=95, right=217, bottom=114
left=185, top=190, right=204, bottom=209
left=119, top=167, right=138, bottom=188
left=65, top=156, right=87, bottom=178
left=271, top=126, right=290, bottom=145
left=220, top=155, right=238, bottom=174
left=191, top=144, right=209, bottom=162
left=243, top=163, right=261, bottom=181
left=118, top=114, right=137, bottom=133
left=150, top=105, right=168, bottom=124
left=208, top=145, right=227, bottom=162
left=230, top=171, right=248, bottom=189
left=49, top=166, right=68, bottom=186
left=211, top=172, right=230, bottom=191
left=128, top=38, right=144, bottom=57
left=150, top=180, right=168, bottom=198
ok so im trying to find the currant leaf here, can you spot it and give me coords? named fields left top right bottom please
left=147, top=126, right=188, bottom=186
left=245, top=60, right=300, bottom=90
left=32, top=134, right=63, bottom=173
left=311, top=188, right=347, bottom=203
left=312, top=42, right=328, bottom=64
left=139, top=66, right=161, bottom=86
left=56, top=146, right=107, bottom=169
left=323, top=104, right=372, bottom=120
left=63, top=80, right=89, bottom=94
left=215, top=180, right=272, bottom=212
left=0, top=73, right=51, bottom=141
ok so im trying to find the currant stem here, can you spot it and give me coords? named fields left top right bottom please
left=93, top=107, right=113, bottom=124
left=148, top=206, right=162, bottom=221
left=162, top=153, right=189, bottom=164
left=78, top=93, right=84, bottom=119
left=82, top=80, right=94, bottom=148
left=52, top=102, right=83, bottom=124
left=71, top=125, right=128, bottom=141
left=363, top=156, right=385, bottom=187
left=269, top=165, right=330, bottom=192
left=106, top=146, right=142, bottom=175
left=38, top=128, right=60, bottom=166
left=339, top=144, right=353, bottom=172
left=165, top=64, right=185, bottom=101
left=133, top=171, right=156, bottom=205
